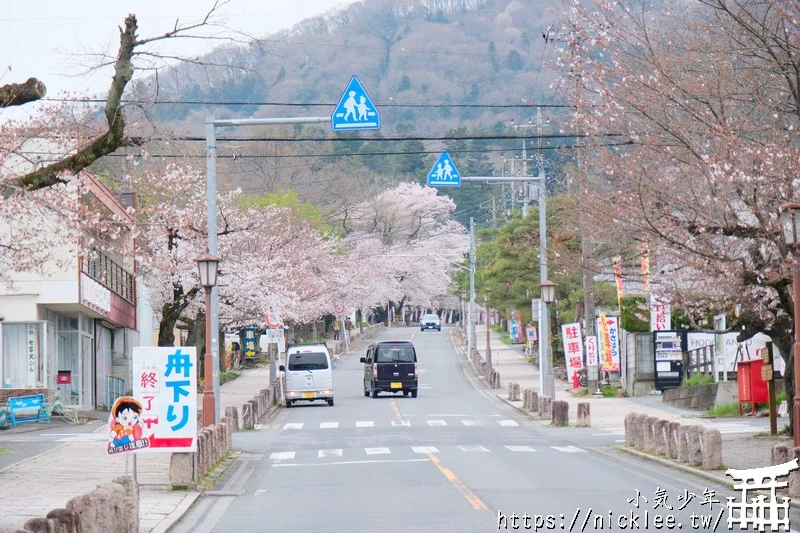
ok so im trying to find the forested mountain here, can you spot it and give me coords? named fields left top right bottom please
left=125, top=0, right=574, bottom=227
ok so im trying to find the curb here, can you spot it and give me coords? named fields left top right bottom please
left=150, top=491, right=201, bottom=533
left=614, top=446, right=734, bottom=489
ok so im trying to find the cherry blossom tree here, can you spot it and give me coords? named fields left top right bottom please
left=339, top=182, right=469, bottom=314
left=558, top=0, right=800, bottom=427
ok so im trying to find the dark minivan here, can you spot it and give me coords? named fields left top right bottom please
left=361, top=341, right=418, bottom=398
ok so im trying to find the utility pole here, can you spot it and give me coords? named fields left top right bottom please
left=535, top=107, right=554, bottom=399
left=469, top=218, right=477, bottom=354
left=492, top=196, right=497, bottom=227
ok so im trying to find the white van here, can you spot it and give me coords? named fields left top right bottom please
left=279, top=343, right=334, bottom=407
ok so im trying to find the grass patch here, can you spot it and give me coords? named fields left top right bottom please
left=601, top=385, right=617, bottom=398
left=681, top=374, right=714, bottom=387
left=706, top=403, right=740, bottom=417
left=0, top=447, right=12, bottom=454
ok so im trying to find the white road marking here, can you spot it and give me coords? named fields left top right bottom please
left=55, top=434, right=107, bottom=442
left=551, top=445, right=586, bottom=453
left=391, top=420, right=411, bottom=427
left=461, top=420, right=481, bottom=426
left=255, top=489, right=266, bottom=495
left=355, top=421, right=374, bottom=428
left=498, top=420, right=519, bottom=427
left=318, top=449, right=342, bottom=458
left=505, top=445, right=536, bottom=452
left=320, top=422, right=339, bottom=429
left=412, top=446, right=439, bottom=454
left=459, top=445, right=490, bottom=452
left=283, top=423, right=304, bottom=430
left=274, top=458, right=429, bottom=468
left=365, top=447, right=391, bottom=455
left=270, top=451, right=296, bottom=460
left=254, top=424, right=263, bottom=430
left=427, top=420, right=447, bottom=426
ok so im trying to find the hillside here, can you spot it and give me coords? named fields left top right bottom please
left=121, top=0, right=574, bottom=227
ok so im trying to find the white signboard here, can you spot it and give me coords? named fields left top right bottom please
left=650, top=296, right=671, bottom=331
left=561, top=322, right=583, bottom=388
left=585, top=336, right=598, bottom=367
left=108, top=347, right=198, bottom=455
left=27, top=324, right=38, bottom=386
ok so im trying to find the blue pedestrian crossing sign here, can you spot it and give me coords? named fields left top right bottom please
left=331, top=76, right=380, bottom=131
left=427, top=151, right=461, bottom=187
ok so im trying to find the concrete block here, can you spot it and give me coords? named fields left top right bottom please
left=772, top=444, right=790, bottom=466
left=530, top=392, right=539, bottom=413
left=197, top=431, right=208, bottom=478
left=541, top=396, right=552, bottom=419
left=577, top=402, right=590, bottom=428
left=522, top=389, right=529, bottom=409
left=689, top=425, right=704, bottom=466
left=632, top=414, right=645, bottom=448
left=551, top=400, right=569, bottom=426
left=654, top=419, right=669, bottom=456
left=701, top=428, right=723, bottom=470
left=170, top=452, right=195, bottom=488
left=225, top=406, right=240, bottom=431
left=668, top=422, right=681, bottom=459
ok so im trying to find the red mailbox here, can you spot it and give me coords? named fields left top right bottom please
left=737, top=359, right=768, bottom=415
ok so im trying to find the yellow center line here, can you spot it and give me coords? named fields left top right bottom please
left=428, top=453, right=489, bottom=511
left=389, top=398, right=404, bottom=424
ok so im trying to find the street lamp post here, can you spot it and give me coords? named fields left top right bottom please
left=196, top=251, right=220, bottom=428
left=484, top=292, right=492, bottom=367
left=779, top=202, right=800, bottom=446
left=540, top=279, right=557, bottom=399
left=461, top=291, right=467, bottom=331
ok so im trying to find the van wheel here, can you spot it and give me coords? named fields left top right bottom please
left=285, top=400, right=292, bottom=408
left=327, top=398, right=334, bottom=407
left=372, top=388, right=379, bottom=398
left=411, top=390, right=418, bottom=398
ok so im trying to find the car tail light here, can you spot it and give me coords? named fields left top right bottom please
left=414, top=363, right=418, bottom=378
left=373, top=365, right=378, bottom=379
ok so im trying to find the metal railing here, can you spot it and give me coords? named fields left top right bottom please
left=683, top=345, right=714, bottom=380
left=106, top=376, right=126, bottom=410
left=81, top=251, right=135, bottom=303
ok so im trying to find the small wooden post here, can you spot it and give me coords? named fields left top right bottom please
left=766, top=342, right=778, bottom=436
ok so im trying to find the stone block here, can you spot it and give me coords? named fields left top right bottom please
left=677, top=426, right=691, bottom=463
left=577, top=402, right=590, bottom=428
left=521, top=389, right=529, bottom=409
left=112, top=476, right=138, bottom=533
left=22, top=517, right=56, bottom=533
left=689, top=425, right=704, bottom=466
left=701, top=428, right=723, bottom=470
left=772, top=444, right=790, bottom=466
left=170, top=452, right=195, bottom=488
left=643, top=416, right=658, bottom=452
left=541, top=396, right=552, bottom=419
left=65, top=493, right=98, bottom=533
left=551, top=400, right=569, bottom=426
left=225, top=406, right=240, bottom=431
left=45, top=508, right=80, bottom=533
left=624, top=413, right=635, bottom=445
left=668, top=422, right=681, bottom=459
left=197, top=431, right=208, bottom=478
left=530, top=392, right=539, bottom=413
left=630, top=414, right=643, bottom=448
left=654, top=419, right=669, bottom=456
left=789, top=447, right=800, bottom=497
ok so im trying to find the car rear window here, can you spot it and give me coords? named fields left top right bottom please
left=376, top=345, right=416, bottom=363
left=287, top=352, right=329, bottom=371
left=422, top=315, right=439, bottom=320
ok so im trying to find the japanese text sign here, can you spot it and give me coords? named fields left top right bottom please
left=650, top=296, right=671, bottom=332
left=598, top=314, right=620, bottom=372
left=108, top=347, right=197, bottom=455
left=585, top=336, right=598, bottom=367
left=561, top=322, right=583, bottom=388
left=243, top=327, right=257, bottom=357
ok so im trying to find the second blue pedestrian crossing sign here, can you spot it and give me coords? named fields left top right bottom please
left=427, top=151, right=461, bottom=187
left=331, top=76, right=380, bottom=131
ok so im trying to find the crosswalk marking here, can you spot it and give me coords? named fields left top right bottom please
left=365, top=447, right=391, bottom=455
left=412, top=446, right=439, bottom=454
left=551, top=445, right=586, bottom=453
left=498, top=420, right=519, bottom=427
left=278, top=419, right=524, bottom=430
left=320, top=422, right=339, bottom=429
left=318, top=449, right=342, bottom=458
left=270, top=451, right=296, bottom=460
left=458, top=445, right=490, bottom=452
left=391, top=420, right=411, bottom=427
left=427, top=420, right=447, bottom=426
left=355, top=421, right=374, bottom=427
left=461, top=420, right=481, bottom=426
left=283, top=423, right=304, bottom=430
left=505, top=445, right=536, bottom=452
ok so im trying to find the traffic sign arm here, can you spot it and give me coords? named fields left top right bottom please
left=460, top=176, right=542, bottom=182
left=211, top=117, right=332, bottom=127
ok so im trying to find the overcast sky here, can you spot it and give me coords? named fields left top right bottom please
left=1, top=0, right=358, bottom=102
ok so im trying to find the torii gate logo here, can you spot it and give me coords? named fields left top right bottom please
left=726, top=459, right=798, bottom=530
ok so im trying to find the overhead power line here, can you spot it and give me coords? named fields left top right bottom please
left=130, top=133, right=620, bottom=144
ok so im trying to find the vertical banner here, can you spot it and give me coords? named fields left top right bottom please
left=598, top=314, right=620, bottom=372
left=650, top=296, right=671, bottom=331
left=561, top=322, right=583, bottom=388
left=585, top=335, right=598, bottom=368
left=243, top=327, right=257, bottom=358
left=109, top=347, right=197, bottom=455
left=515, top=310, right=525, bottom=342
left=640, top=242, right=651, bottom=293
left=612, top=256, right=624, bottom=307
left=27, top=324, right=38, bottom=387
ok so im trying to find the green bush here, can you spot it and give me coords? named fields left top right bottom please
left=706, top=403, right=739, bottom=417
left=620, top=296, right=649, bottom=332
left=681, top=374, right=714, bottom=387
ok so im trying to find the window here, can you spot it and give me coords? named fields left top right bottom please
left=287, top=352, right=329, bottom=371
left=376, top=346, right=415, bottom=363
left=2, top=323, right=44, bottom=387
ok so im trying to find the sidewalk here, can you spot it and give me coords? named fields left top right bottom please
left=468, top=322, right=791, bottom=488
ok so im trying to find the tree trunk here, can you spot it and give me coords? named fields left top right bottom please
left=0, top=77, right=46, bottom=107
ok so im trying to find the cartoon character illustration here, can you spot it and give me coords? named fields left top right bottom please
left=108, top=397, right=143, bottom=448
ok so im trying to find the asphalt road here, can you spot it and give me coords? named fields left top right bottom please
left=171, top=327, right=800, bottom=532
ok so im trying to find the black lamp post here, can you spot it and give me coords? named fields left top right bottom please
left=195, top=251, right=220, bottom=428
left=540, top=279, right=557, bottom=398
left=779, top=202, right=800, bottom=446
